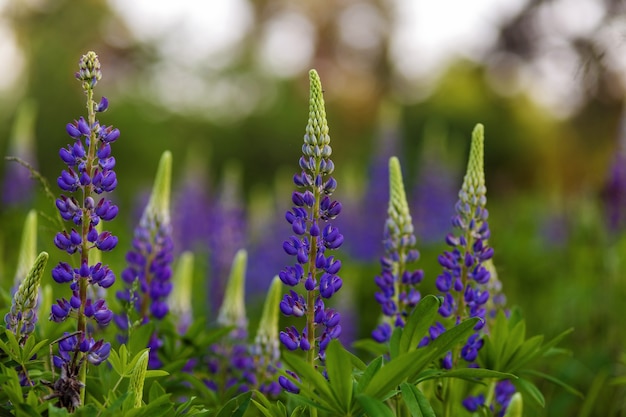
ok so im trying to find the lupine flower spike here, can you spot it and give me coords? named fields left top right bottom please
left=251, top=276, right=283, bottom=397
left=278, top=69, right=344, bottom=393
left=116, top=150, right=173, bottom=369
left=5, top=251, right=48, bottom=345
left=427, top=124, right=494, bottom=370
left=372, top=157, right=424, bottom=343
left=207, top=249, right=256, bottom=394
left=50, top=51, right=118, bottom=409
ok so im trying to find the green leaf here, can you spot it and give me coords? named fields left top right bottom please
left=98, top=392, right=131, bottom=417
left=399, top=295, right=440, bottom=355
left=325, top=340, right=353, bottom=411
left=362, top=348, right=425, bottom=399
left=48, top=404, right=72, bottom=417
left=23, top=338, right=49, bottom=363
left=418, top=368, right=515, bottom=383
left=107, top=346, right=124, bottom=377
left=399, top=382, right=436, bottom=417
left=149, top=381, right=167, bottom=403
left=515, top=378, right=545, bottom=408
left=363, top=318, right=479, bottom=400
left=519, top=369, right=583, bottom=398
left=215, top=391, right=252, bottom=417
left=251, top=400, right=276, bottom=417
left=352, top=339, right=388, bottom=357
left=355, top=394, right=395, bottom=417
left=502, top=334, right=544, bottom=371
left=290, top=406, right=306, bottom=417
left=281, top=352, right=336, bottom=410
left=500, top=320, right=526, bottom=367
left=355, top=356, right=383, bottom=394
left=389, top=327, right=402, bottom=359
left=145, top=370, right=169, bottom=378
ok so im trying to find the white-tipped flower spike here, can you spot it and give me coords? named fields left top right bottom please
left=130, top=349, right=149, bottom=408
left=217, top=249, right=248, bottom=332
left=13, top=210, right=38, bottom=288
left=5, top=251, right=48, bottom=344
left=142, top=150, right=172, bottom=228
left=387, top=156, right=416, bottom=262
left=371, top=157, right=424, bottom=342
left=117, top=150, right=174, bottom=369
left=460, top=124, right=486, bottom=210
left=168, top=251, right=194, bottom=332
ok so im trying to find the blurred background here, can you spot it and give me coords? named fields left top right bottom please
left=1, top=0, right=626, bottom=414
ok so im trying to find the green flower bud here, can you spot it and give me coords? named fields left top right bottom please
left=217, top=249, right=247, bottom=331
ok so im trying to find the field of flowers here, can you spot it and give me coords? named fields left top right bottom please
left=1, top=50, right=625, bottom=417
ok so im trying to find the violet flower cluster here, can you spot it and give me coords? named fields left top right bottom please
left=463, top=379, right=517, bottom=416
left=372, top=157, right=424, bottom=343
left=424, top=124, right=493, bottom=369
left=278, top=70, right=343, bottom=393
left=205, top=250, right=257, bottom=395
left=50, top=51, right=117, bottom=372
left=115, top=151, right=173, bottom=369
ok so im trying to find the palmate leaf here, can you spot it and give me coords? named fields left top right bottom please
left=480, top=310, right=574, bottom=374
left=361, top=317, right=480, bottom=399
left=398, top=295, right=441, bottom=356
left=280, top=353, right=338, bottom=414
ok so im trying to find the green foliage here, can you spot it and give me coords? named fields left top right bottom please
left=478, top=310, right=580, bottom=410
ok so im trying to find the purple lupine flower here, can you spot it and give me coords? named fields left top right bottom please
left=411, top=131, right=459, bottom=244
left=423, top=125, right=493, bottom=370
left=250, top=277, right=284, bottom=398
left=202, top=250, right=259, bottom=396
left=171, top=156, right=212, bottom=257
left=116, top=151, right=173, bottom=368
left=207, top=162, right=247, bottom=317
left=278, top=70, right=343, bottom=393
left=335, top=122, right=399, bottom=261
left=371, top=157, right=424, bottom=343
left=462, top=393, right=485, bottom=412
left=49, top=52, right=117, bottom=409
left=494, top=380, right=517, bottom=416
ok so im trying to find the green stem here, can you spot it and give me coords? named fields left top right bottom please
left=305, top=182, right=322, bottom=417
left=77, top=85, right=97, bottom=406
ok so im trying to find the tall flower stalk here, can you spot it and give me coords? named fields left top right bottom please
left=432, top=124, right=493, bottom=366
left=372, top=157, right=424, bottom=343
left=50, top=51, right=118, bottom=409
left=116, top=150, right=173, bottom=368
left=278, top=69, right=343, bottom=393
